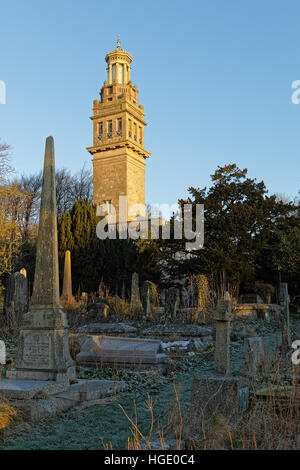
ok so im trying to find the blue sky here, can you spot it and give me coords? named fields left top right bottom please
left=1, top=0, right=300, bottom=205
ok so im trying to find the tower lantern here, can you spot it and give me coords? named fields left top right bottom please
left=105, top=37, right=132, bottom=85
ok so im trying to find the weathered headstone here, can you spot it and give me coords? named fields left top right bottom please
left=141, top=281, right=158, bottom=320
left=165, top=287, right=180, bottom=322
left=244, top=333, right=282, bottom=375
left=60, top=250, right=75, bottom=305
left=20, top=268, right=27, bottom=278
left=160, top=289, right=166, bottom=306
left=4, top=272, right=29, bottom=329
left=9, top=137, right=76, bottom=384
left=214, top=296, right=232, bottom=375
left=130, top=272, right=141, bottom=310
left=279, top=283, right=290, bottom=349
left=86, top=299, right=109, bottom=319
left=76, top=335, right=167, bottom=371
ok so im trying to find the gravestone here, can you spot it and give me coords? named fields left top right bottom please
left=141, top=281, right=158, bottom=320
left=187, top=376, right=249, bottom=421
left=81, top=292, right=88, bottom=304
left=244, top=336, right=265, bottom=375
left=241, top=294, right=263, bottom=304
left=244, top=333, right=282, bottom=375
left=76, top=335, right=167, bottom=371
left=9, top=137, right=76, bottom=384
left=279, top=283, right=290, bottom=349
left=214, top=296, right=232, bottom=375
left=60, top=250, right=75, bottom=305
left=165, top=287, right=180, bottom=322
left=4, top=272, right=29, bottom=329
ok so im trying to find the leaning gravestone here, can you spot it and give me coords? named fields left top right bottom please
left=4, top=272, right=29, bottom=329
left=9, top=137, right=76, bottom=385
left=76, top=335, right=167, bottom=371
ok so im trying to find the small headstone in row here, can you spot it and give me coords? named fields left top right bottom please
left=165, top=287, right=180, bottom=322
left=279, top=283, right=290, bottom=350
left=131, top=272, right=141, bottom=310
left=141, top=281, right=159, bottom=321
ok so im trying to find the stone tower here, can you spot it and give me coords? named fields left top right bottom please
left=87, top=38, right=150, bottom=221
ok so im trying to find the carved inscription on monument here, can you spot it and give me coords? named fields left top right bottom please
left=23, top=333, right=50, bottom=366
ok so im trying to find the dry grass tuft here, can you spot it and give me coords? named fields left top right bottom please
left=0, top=402, right=18, bottom=431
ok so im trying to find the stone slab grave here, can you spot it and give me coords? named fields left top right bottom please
left=186, top=376, right=249, bottom=422
left=244, top=333, right=282, bottom=375
left=76, top=335, right=167, bottom=371
left=142, top=324, right=213, bottom=341
left=1, top=379, right=126, bottom=422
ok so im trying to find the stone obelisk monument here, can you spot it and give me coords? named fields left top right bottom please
left=60, top=250, right=75, bottom=305
left=11, top=137, right=76, bottom=384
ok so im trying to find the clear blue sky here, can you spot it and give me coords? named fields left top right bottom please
left=1, top=0, right=300, bottom=206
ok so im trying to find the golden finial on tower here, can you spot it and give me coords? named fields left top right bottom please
left=117, top=35, right=121, bottom=49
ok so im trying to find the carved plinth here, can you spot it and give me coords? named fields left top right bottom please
left=10, top=309, right=76, bottom=384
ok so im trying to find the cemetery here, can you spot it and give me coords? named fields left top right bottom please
left=0, top=139, right=299, bottom=450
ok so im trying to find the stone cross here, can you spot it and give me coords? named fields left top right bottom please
left=10, top=137, right=76, bottom=385
left=60, top=250, right=74, bottom=305
left=4, top=272, right=28, bottom=329
left=214, top=295, right=233, bottom=375
left=279, top=283, right=290, bottom=350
